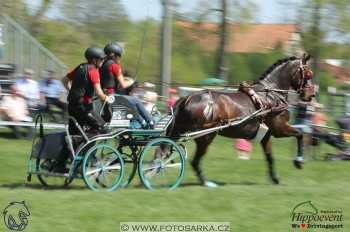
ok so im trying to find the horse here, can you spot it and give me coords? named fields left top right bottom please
left=167, top=55, right=315, bottom=186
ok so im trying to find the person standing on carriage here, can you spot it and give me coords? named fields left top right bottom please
left=54, top=47, right=111, bottom=173
left=100, top=42, right=154, bottom=128
left=62, top=47, right=111, bottom=135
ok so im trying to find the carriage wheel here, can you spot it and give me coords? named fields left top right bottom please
left=118, top=146, right=138, bottom=188
left=83, top=144, right=124, bottom=192
left=138, top=138, right=185, bottom=190
left=36, top=158, right=73, bottom=187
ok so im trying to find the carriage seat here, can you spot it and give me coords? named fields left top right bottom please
left=108, top=95, right=143, bottom=129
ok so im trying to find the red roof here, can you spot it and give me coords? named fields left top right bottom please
left=319, top=62, right=350, bottom=84
left=177, top=21, right=298, bottom=53
left=319, top=62, right=350, bottom=77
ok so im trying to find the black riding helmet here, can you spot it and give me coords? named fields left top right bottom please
left=84, top=47, right=105, bottom=61
left=104, top=43, right=123, bottom=57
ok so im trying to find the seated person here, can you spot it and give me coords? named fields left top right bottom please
left=15, top=69, right=44, bottom=114
left=336, top=115, right=350, bottom=131
left=39, top=70, right=67, bottom=120
left=0, top=85, right=33, bottom=139
left=100, top=42, right=154, bottom=128
left=310, top=102, right=348, bottom=155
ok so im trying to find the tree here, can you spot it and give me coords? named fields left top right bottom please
left=187, top=0, right=256, bottom=81
left=215, top=0, right=228, bottom=80
left=299, top=0, right=350, bottom=74
left=61, top=0, right=128, bottom=42
left=0, top=0, right=53, bottom=35
left=27, top=0, right=53, bottom=35
left=0, top=0, right=28, bottom=22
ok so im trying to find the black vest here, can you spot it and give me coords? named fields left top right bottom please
left=67, top=63, right=95, bottom=104
left=100, top=59, right=119, bottom=90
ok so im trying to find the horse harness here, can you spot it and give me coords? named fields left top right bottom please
left=239, top=81, right=288, bottom=115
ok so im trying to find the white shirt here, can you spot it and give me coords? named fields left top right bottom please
left=0, top=95, right=30, bottom=121
left=15, top=78, right=40, bottom=107
left=40, top=79, right=65, bottom=98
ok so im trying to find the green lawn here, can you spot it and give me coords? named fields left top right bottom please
left=0, top=128, right=349, bottom=232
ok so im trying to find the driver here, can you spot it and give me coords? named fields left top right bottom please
left=100, top=42, right=154, bottom=128
left=62, top=47, right=110, bottom=134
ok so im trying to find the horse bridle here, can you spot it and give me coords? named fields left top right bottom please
left=293, top=59, right=313, bottom=93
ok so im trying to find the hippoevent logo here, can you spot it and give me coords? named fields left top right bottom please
left=2, top=201, right=30, bottom=231
left=290, top=201, right=343, bottom=230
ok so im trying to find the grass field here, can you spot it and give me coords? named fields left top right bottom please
left=0, top=128, right=349, bottom=232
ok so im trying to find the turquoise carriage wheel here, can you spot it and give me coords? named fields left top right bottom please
left=83, top=144, right=124, bottom=192
left=138, top=138, right=185, bottom=190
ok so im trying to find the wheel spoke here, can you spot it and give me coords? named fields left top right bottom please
left=103, top=156, right=119, bottom=168
left=142, top=162, right=161, bottom=172
left=104, top=164, right=122, bottom=171
left=163, top=163, right=181, bottom=168
left=85, top=167, right=102, bottom=176
left=139, top=139, right=185, bottom=190
left=83, top=144, right=124, bottom=191
left=163, top=153, right=178, bottom=165
left=144, top=168, right=159, bottom=179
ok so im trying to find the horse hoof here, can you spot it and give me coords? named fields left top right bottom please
left=203, top=181, right=218, bottom=188
left=293, top=159, right=303, bottom=169
left=272, top=177, right=280, bottom=185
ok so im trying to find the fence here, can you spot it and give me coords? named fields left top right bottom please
left=0, top=14, right=67, bottom=80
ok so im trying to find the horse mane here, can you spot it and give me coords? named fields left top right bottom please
left=259, top=56, right=298, bottom=80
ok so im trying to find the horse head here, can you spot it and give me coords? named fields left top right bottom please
left=259, top=54, right=315, bottom=102
left=290, top=54, right=315, bottom=102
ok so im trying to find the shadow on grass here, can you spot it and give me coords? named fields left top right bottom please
left=0, top=131, right=18, bottom=139
left=180, top=180, right=282, bottom=188
left=0, top=183, right=86, bottom=190
left=0, top=180, right=282, bottom=191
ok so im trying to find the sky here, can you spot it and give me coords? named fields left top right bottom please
left=26, top=0, right=302, bottom=24
left=119, top=0, right=302, bottom=23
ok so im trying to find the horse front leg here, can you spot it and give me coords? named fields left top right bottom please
left=261, top=131, right=279, bottom=184
left=274, top=124, right=304, bottom=169
left=294, top=128, right=304, bottom=169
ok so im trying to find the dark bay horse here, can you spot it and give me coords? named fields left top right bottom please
left=168, top=55, right=315, bottom=186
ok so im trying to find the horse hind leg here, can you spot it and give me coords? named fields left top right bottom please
left=261, top=131, right=280, bottom=184
left=192, top=133, right=217, bottom=187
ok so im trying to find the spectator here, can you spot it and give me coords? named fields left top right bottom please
left=167, top=88, right=179, bottom=110
left=0, top=85, right=32, bottom=138
left=141, top=82, right=158, bottom=113
left=311, top=103, right=326, bottom=126
left=235, top=139, right=252, bottom=160
left=15, top=69, right=43, bottom=112
left=39, top=70, right=67, bottom=120
left=293, top=100, right=313, bottom=134
left=309, top=102, right=349, bottom=155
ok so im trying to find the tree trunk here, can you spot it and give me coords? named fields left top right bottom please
left=310, top=0, right=321, bottom=99
left=160, top=0, right=172, bottom=98
left=28, top=0, right=52, bottom=35
left=216, top=0, right=228, bottom=80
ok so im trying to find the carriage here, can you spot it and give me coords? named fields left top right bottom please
left=26, top=95, right=187, bottom=191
